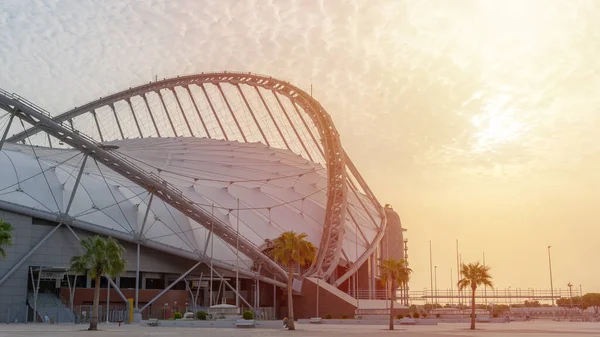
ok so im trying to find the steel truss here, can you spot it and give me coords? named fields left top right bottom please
left=0, top=72, right=385, bottom=287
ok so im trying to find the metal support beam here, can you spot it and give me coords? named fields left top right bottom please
left=0, top=223, right=62, bottom=287
left=91, top=110, right=105, bottom=143
left=272, top=91, right=313, bottom=161
left=290, top=101, right=324, bottom=157
left=254, top=86, right=290, bottom=150
left=185, top=85, right=211, bottom=138
left=125, top=99, right=144, bottom=138
left=207, top=263, right=253, bottom=309
left=108, top=103, right=125, bottom=139
left=106, top=278, right=111, bottom=323
left=216, top=83, right=246, bottom=142
left=171, top=88, right=194, bottom=136
left=140, top=260, right=202, bottom=312
left=235, top=84, right=269, bottom=146
left=106, top=276, right=128, bottom=303
left=141, top=94, right=161, bottom=137
left=0, top=109, right=16, bottom=151
left=156, top=90, right=178, bottom=136
left=138, top=193, right=154, bottom=238
left=135, top=243, right=141, bottom=309
left=199, top=84, right=228, bottom=140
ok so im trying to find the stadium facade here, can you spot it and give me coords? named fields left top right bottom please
left=0, top=72, right=406, bottom=322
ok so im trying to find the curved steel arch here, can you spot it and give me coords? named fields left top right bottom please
left=2, top=72, right=351, bottom=279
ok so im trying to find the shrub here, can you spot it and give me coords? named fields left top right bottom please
left=341, top=314, right=348, bottom=319
left=242, top=310, right=254, bottom=320
left=422, top=313, right=428, bottom=318
left=492, top=313, right=499, bottom=318
left=173, top=312, right=182, bottom=320
left=396, top=314, right=403, bottom=319
left=413, top=312, right=420, bottom=318
left=325, top=314, right=332, bottom=319
left=436, top=313, right=440, bottom=318
left=196, top=311, right=207, bottom=320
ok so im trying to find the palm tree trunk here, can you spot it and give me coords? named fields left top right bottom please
left=287, top=265, right=295, bottom=330
left=470, top=286, right=476, bottom=330
left=89, top=275, right=101, bottom=330
left=389, top=280, right=395, bottom=330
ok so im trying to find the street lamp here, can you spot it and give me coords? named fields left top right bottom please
left=548, top=246, right=554, bottom=306
left=434, top=265, right=438, bottom=306
left=568, top=283, right=573, bottom=308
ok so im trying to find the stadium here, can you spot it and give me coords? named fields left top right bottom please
left=0, top=72, right=406, bottom=323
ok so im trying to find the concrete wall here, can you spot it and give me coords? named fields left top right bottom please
left=0, top=210, right=34, bottom=323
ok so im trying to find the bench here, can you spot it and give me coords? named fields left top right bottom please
left=147, top=318, right=160, bottom=326
left=399, top=318, right=416, bottom=325
left=309, top=317, right=322, bottom=324
left=235, top=319, right=255, bottom=328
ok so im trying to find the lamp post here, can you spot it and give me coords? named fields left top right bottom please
left=568, top=283, right=573, bottom=308
left=548, top=246, right=554, bottom=306
left=434, top=265, right=438, bottom=306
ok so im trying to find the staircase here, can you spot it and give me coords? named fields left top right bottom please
left=27, top=293, right=75, bottom=323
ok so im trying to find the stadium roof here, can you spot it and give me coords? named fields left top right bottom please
left=0, top=137, right=380, bottom=273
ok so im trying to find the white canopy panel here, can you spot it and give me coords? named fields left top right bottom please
left=0, top=137, right=380, bottom=269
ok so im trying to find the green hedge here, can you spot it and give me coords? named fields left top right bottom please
left=242, top=310, right=254, bottom=320
left=196, top=311, right=207, bottom=320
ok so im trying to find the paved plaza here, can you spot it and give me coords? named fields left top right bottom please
left=0, top=321, right=599, bottom=337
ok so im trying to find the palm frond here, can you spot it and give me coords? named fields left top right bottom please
left=0, top=219, right=13, bottom=259
left=457, top=261, right=494, bottom=291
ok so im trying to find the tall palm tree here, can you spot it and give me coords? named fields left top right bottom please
left=380, top=258, right=412, bottom=330
left=271, top=231, right=316, bottom=331
left=70, top=235, right=126, bottom=330
left=0, top=219, right=13, bottom=259
left=457, top=262, right=493, bottom=330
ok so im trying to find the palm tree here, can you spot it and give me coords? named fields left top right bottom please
left=457, top=262, right=493, bottom=330
left=70, top=235, right=126, bottom=330
left=0, top=219, right=13, bottom=259
left=380, top=258, right=412, bottom=330
left=271, top=231, right=316, bottom=331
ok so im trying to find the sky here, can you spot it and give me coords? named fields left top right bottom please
left=1, top=0, right=600, bottom=295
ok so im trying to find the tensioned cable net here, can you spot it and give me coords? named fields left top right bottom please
left=0, top=73, right=385, bottom=282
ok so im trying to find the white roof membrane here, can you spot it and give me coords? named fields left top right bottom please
left=0, top=137, right=381, bottom=269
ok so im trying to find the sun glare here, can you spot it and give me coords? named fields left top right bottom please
left=472, top=94, right=523, bottom=153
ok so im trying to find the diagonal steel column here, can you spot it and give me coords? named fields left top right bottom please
left=108, top=103, right=125, bottom=139
left=216, top=83, right=247, bottom=142
left=199, top=83, right=228, bottom=140
left=207, top=263, right=253, bottom=309
left=0, top=224, right=62, bottom=287
left=139, top=260, right=202, bottom=312
left=141, top=94, right=161, bottom=137
left=0, top=109, right=16, bottom=151
left=170, top=88, right=194, bottom=136
left=235, top=84, right=269, bottom=146
left=184, top=85, right=211, bottom=138
left=156, top=90, right=178, bottom=136
left=136, top=193, right=154, bottom=309
left=105, top=276, right=128, bottom=303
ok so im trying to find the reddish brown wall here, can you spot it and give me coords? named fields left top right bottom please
left=292, top=279, right=357, bottom=319
left=59, top=288, right=188, bottom=307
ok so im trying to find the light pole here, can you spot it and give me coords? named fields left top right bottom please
left=548, top=246, right=554, bottom=306
left=568, top=283, right=573, bottom=308
left=434, top=265, right=438, bottom=306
